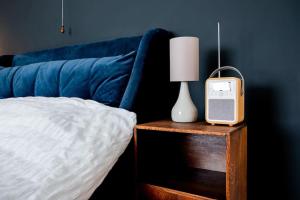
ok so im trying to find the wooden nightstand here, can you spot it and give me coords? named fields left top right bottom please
left=134, top=120, right=247, bottom=200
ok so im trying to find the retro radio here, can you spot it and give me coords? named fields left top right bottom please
left=205, top=66, right=244, bottom=126
left=205, top=23, right=245, bottom=126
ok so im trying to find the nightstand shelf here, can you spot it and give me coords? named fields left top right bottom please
left=134, top=120, right=247, bottom=200
left=141, top=168, right=226, bottom=199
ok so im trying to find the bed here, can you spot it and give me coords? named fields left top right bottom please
left=0, top=28, right=177, bottom=199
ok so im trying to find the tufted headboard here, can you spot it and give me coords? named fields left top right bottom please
left=0, top=28, right=178, bottom=122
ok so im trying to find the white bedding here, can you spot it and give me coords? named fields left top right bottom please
left=0, top=97, right=136, bottom=200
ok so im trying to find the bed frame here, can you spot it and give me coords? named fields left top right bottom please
left=0, top=28, right=178, bottom=199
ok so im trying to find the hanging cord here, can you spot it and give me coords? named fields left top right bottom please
left=60, top=0, right=65, bottom=33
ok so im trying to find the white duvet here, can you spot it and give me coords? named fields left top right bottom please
left=0, top=97, right=136, bottom=200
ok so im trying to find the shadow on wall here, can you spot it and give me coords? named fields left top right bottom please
left=204, top=50, right=291, bottom=199
left=246, top=87, right=291, bottom=200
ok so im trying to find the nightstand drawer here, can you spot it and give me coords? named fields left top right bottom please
left=140, top=184, right=217, bottom=200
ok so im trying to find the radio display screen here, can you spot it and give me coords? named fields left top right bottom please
left=212, top=82, right=231, bottom=91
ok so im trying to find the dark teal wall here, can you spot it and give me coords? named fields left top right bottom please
left=0, top=0, right=299, bottom=199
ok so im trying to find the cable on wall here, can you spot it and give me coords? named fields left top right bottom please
left=60, top=0, right=65, bottom=33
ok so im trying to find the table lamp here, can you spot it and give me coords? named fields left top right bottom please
left=170, top=37, right=199, bottom=122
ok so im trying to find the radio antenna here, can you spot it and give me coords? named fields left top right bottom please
left=217, top=22, right=221, bottom=77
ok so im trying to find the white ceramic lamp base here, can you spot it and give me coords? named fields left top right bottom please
left=171, top=82, right=198, bottom=122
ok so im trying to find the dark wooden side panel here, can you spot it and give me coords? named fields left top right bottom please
left=137, top=130, right=226, bottom=173
left=183, top=135, right=226, bottom=172
left=226, top=127, right=247, bottom=200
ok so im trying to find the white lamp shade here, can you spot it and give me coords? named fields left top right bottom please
left=170, top=37, right=199, bottom=82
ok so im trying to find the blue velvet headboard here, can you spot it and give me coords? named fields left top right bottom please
left=0, top=28, right=178, bottom=122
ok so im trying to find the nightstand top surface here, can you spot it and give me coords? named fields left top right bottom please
left=135, top=120, right=246, bottom=136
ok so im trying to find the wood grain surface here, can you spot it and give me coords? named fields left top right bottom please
left=135, top=120, right=245, bottom=136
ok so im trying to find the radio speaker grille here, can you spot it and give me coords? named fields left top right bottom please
left=208, top=99, right=234, bottom=121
